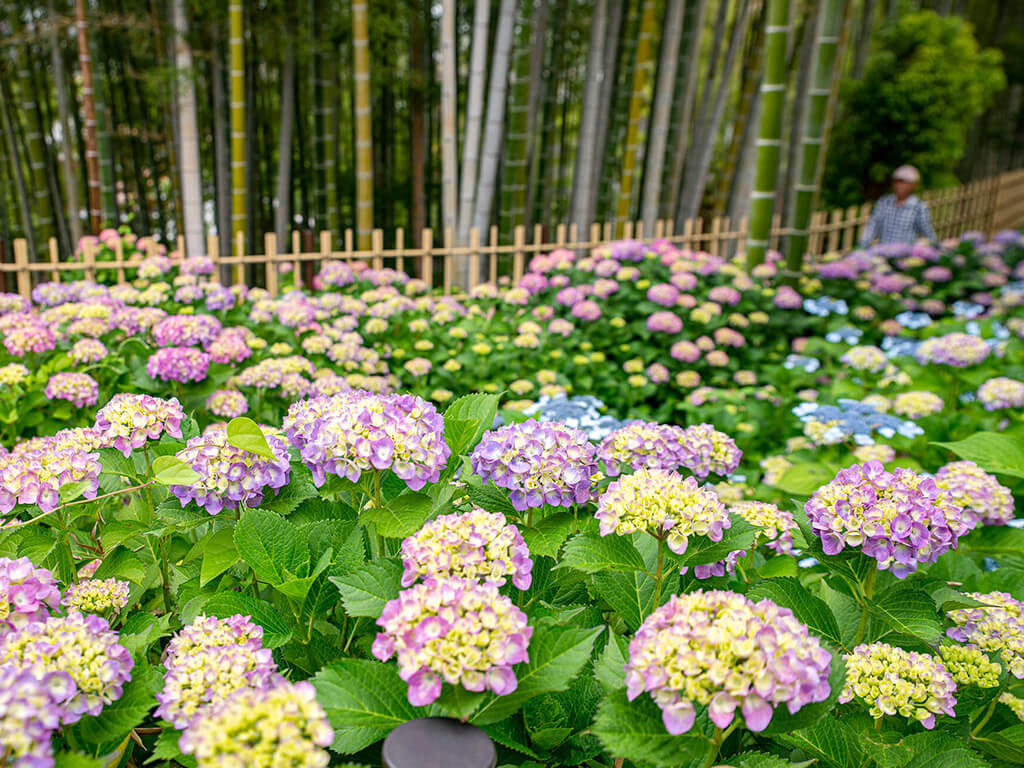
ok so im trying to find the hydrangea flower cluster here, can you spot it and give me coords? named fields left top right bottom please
left=947, top=591, right=1024, bottom=678
left=840, top=643, right=956, bottom=728
left=179, top=679, right=333, bottom=768
left=520, top=393, right=627, bottom=441
left=597, top=421, right=688, bottom=476
left=841, top=345, right=888, bottom=372
left=95, top=393, right=185, bottom=456
left=169, top=423, right=291, bottom=515
left=892, top=391, right=944, bottom=418
left=805, top=461, right=969, bottom=577
left=70, top=338, right=107, bottom=364
left=205, top=389, right=249, bottom=418
left=596, top=469, right=729, bottom=555
left=0, top=611, right=133, bottom=724
left=935, top=461, right=1014, bottom=526
left=61, top=578, right=130, bottom=613
left=373, top=577, right=532, bottom=706
left=151, top=314, right=222, bottom=347
left=938, top=644, right=1001, bottom=688
left=0, top=557, right=61, bottom=630
left=400, top=508, right=532, bottom=589
left=43, top=372, right=99, bottom=409
left=156, top=614, right=279, bottom=728
left=1001, top=692, right=1024, bottom=722
left=0, top=363, right=29, bottom=386
left=146, top=346, right=211, bottom=383
left=0, top=439, right=102, bottom=515
left=977, top=377, right=1024, bottom=410
left=3, top=323, right=55, bottom=357
left=284, top=391, right=449, bottom=490
left=625, top=590, right=832, bottom=734
left=471, top=420, right=597, bottom=510
left=677, top=423, right=742, bottom=479
left=915, top=333, right=991, bottom=367
left=0, top=664, right=72, bottom=767
left=732, top=501, right=797, bottom=555
left=793, top=400, right=923, bottom=446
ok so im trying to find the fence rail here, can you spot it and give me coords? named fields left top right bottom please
left=5, top=170, right=1023, bottom=300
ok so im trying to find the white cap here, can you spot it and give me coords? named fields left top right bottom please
left=892, top=165, right=921, bottom=183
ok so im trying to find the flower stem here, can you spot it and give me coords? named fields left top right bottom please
left=971, top=697, right=998, bottom=738
left=853, top=566, right=878, bottom=647
left=157, top=536, right=172, bottom=612
left=653, top=537, right=666, bottom=608
left=700, top=721, right=738, bottom=768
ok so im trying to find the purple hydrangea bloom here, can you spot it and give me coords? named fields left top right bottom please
left=0, top=663, right=75, bottom=767
left=95, top=393, right=185, bottom=456
left=151, top=314, right=222, bottom=347
left=0, top=557, right=61, bottom=631
left=146, top=346, right=211, bottom=383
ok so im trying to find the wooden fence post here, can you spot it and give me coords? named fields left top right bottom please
left=264, top=232, right=278, bottom=297
left=395, top=227, right=405, bottom=275
left=291, top=231, right=302, bottom=289
left=234, top=231, right=245, bottom=285
left=48, top=238, right=60, bottom=282
left=421, top=228, right=433, bottom=287
left=512, top=225, right=525, bottom=283
left=83, top=239, right=96, bottom=282
left=14, top=239, right=30, bottom=299
left=208, top=235, right=221, bottom=284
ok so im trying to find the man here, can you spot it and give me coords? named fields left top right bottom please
left=858, top=165, right=937, bottom=247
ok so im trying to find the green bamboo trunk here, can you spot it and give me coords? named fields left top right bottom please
left=14, top=18, right=54, bottom=242
left=229, top=2, right=247, bottom=247
left=88, top=20, right=116, bottom=226
left=746, top=0, right=790, bottom=267
left=351, top=0, right=373, bottom=249
left=787, top=0, right=844, bottom=269
left=498, top=0, right=535, bottom=240
left=613, top=0, right=659, bottom=231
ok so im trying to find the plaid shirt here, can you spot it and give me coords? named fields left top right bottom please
left=859, top=194, right=936, bottom=247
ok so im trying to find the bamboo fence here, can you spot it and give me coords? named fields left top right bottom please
left=4, top=170, right=1023, bottom=300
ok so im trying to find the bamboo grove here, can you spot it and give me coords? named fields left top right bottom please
left=0, top=0, right=1021, bottom=270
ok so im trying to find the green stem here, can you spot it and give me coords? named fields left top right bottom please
left=853, top=566, right=878, bottom=647
left=653, top=536, right=665, bottom=608
left=971, top=697, right=998, bottom=738
left=373, top=470, right=385, bottom=556
left=157, top=536, right=172, bottom=612
left=701, top=721, right=738, bottom=768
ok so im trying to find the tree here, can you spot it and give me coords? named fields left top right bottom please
left=352, top=0, right=373, bottom=249
left=438, top=0, right=458, bottom=245
left=74, top=0, right=102, bottom=234
left=173, top=0, right=205, bottom=259
left=823, top=10, right=1005, bottom=208
left=229, top=1, right=247, bottom=248
left=456, top=0, right=491, bottom=247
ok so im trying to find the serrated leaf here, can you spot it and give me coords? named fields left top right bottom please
left=152, top=455, right=202, bottom=485
left=737, top=752, right=815, bottom=768
left=226, top=416, right=275, bottom=459
left=234, top=508, right=310, bottom=584
left=331, top=558, right=403, bottom=617
left=867, top=586, right=942, bottom=644
left=520, top=513, right=575, bottom=558
left=590, top=570, right=671, bottom=631
left=198, top=592, right=293, bottom=648
left=593, top=631, right=629, bottom=693
left=481, top=719, right=545, bottom=760
left=557, top=532, right=645, bottom=574
left=98, top=447, right=138, bottom=479
left=118, top=612, right=173, bottom=658
left=359, top=493, right=432, bottom=538
left=312, top=659, right=417, bottom=753
left=147, top=728, right=195, bottom=766
left=467, top=483, right=518, bottom=517
left=775, top=463, right=836, bottom=495
left=776, top=718, right=861, bottom=768
left=471, top=625, right=602, bottom=725
left=932, top=432, right=1024, bottom=478
left=592, top=690, right=711, bottom=767
left=54, top=752, right=108, bottom=768
left=444, top=393, right=501, bottom=459
left=68, top=662, right=159, bottom=750
left=747, top=577, right=843, bottom=647
left=259, top=476, right=318, bottom=515
left=58, top=480, right=91, bottom=504
left=671, top=517, right=759, bottom=567
left=200, top=528, right=240, bottom=585
left=93, top=546, right=147, bottom=585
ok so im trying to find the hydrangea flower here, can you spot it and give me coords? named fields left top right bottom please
left=95, top=393, right=185, bottom=457
left=892, top=391, right=944, bottom=418
left=3, top=323, right=55, bottom=357
left=677, top=423, right=742, bottom=479
left=151, top=314, right=222, bottom=347
left=841, top=345, right=888, bottom=372
left=915, top=333, right=991, bottom=367
left=840, top=643, right=956, bottom=728
left=146, top=346, right=211, bottom=383
left=792, top=400, right=922, bottom=446
left=471, top=421, right=597, bottom=511
left=805, top=461, right=970, bottom=577
left=156, top=614, right=279, bottom=728
left=938, top=644, right=1001, bottom=688
left=684, top=501, right=796, bottom=580
left=44, top=372, right=99, bottom=409
left=0, top=438, right=102, bottom=515
left=760, top=456, right=792, bottom=485
left=935, top=461, right=1014, bottom=526
left=205, top=389, right=249, bottom=419
left=521, top=394, right=626, bottom=441
left=169, top=423, right=291, bottom=515
left=0, top=611, right=133, bottom=724
left=625, top=590, right=831, bottom=734
left=179, top=680, right=333, bottom=768
left=62, top=578, right=130, bottom=614
left=977, top=377, right=1024, bottom=410
left=852, top=444, right=896, bottom=463
left=284, top=391, right=449, bottom=490
left=70, top=338, right=107, bottom=364
left=947, top=592, right=1024, bottom=678
left=0, top=663, right=74, bottom=768
left=596, top=469, right=729, bottom=555
left=0, top=557, right=61, bottom=630
left=0, top=363, right=29, bottom=387
left=597, top=422, right=688, bottom=476
left=373, top=577, right=533, bottom=706
left=1001, top=692, right=1024, bottom=722
left=400, top=508, right=532, bottom=589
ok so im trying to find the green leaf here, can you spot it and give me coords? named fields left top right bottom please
left=746, top=577, right=844, bottom=647
left=58, top=480, right=91, bottom=504
left=226, top=416, right=275, bottom=459
left=557, top=532, right=645, bottom=574
left=591, top=690, right=711, bottom=767
left=98, top=447, right=138, bottom=479
left=331, top=558, right=403, bottom=617
left=520, top=513, right=575, bottom=558
left=198, top=592, right=294, bottom=648
left=672, top=517, right=759, bottom=567
left=932, top=432, right=1024, bottom=478
left=92, top=546, right=147, bottom=585
left=593, top=631, right=629, bottom=693
left=471, top=625, right=602, bottom=725
left=590, top=570, right=666, bottom=631
left=775, top=463, right=836, bottom=495
left=972, top=725, right=1024, bottom=764
left=867, top=585, right=942, bottom=644
left=359, top=493, right=432, bottom=538
left=444, top=392, right=501, bottom=458
left=151, top=455, right=202, bottom=485
left=147, top=728, right=195, bottom=766
left=466, top=483, right=518, bottom=517
left=437, top=686, right=487, bottom=721
left=118, top=612, right=173, bottom=658
left=260, top=476, right=318, bottom=516
left=312, top=659, right=418, bottom=753
left=234, top=507, right=310, bottom=584
left=776, top=718, right=861, bottom=768
left=54, top=752, right=108, bottom=768
left=736, top=753, right=815, bottom=768
left=199, top=528, right=240, bottom=586
left=481, top=720, right=545, bottom=760
left=68, top=661, right=160, bottom=750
